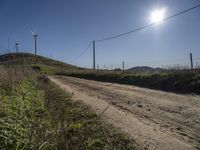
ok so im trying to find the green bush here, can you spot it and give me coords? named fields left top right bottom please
left=58, top=70, right=200, bottom=94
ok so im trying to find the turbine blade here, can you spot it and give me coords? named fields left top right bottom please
left=34, top=27, right=37, bottom=34
left=30, top=30, right=34, bottom=35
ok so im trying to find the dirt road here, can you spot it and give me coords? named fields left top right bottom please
left=49, top=75, right=200, bottom=150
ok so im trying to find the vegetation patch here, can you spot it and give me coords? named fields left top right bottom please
left=0, top=76, right=53, bottom=149
left=0, top=69, right=137, bottom=149
left=58, top=70, right=200, bottom=94
left=38, top=75, right=137, bottom=149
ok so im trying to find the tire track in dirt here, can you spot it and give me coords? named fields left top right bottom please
left=49, top=75, right=200, bottom=150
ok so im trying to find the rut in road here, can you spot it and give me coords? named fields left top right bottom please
left=49, top=75, right=200, bottom=150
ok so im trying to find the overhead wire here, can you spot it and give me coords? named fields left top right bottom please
left=96, top=3, right=200, bottom=42
left=69, top=3, right=200, bottom=64
left=69, top=42, right=92, bottom=63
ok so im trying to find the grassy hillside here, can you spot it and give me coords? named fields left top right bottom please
left=0, top=53, right=78, bottom=74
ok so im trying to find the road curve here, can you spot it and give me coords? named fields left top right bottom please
left=48, top=75, right=200, bottom=150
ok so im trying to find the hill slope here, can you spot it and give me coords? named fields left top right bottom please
left=0, top=52, right=78, bottom=73
left=127, top=66, right=165, bottom=73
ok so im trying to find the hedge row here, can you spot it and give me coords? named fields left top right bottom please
left=59, top=71, right=200, bottom=94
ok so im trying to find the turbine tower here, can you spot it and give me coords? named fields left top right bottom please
left=31, top=29, right=38, bottom=55
left=15, top=41, right=19, bottom=53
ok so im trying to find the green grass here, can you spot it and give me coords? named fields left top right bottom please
left=0, top=73, right=137, bottom=149
left=0, top=52, right=77, bottom=74
left=0, top=76, right=53, bottom=149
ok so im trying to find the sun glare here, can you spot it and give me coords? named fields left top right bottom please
left=150, top=8, right=166, bottom=23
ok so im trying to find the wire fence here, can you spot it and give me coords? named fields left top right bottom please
left=75, top=57, right=200, bottom=71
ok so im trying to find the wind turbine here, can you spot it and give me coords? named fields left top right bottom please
left=15, top=41, right=20, bottom=53
left=31, top=28, right=38, bottom=55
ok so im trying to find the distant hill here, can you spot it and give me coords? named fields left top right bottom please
left=127, top=66, right=165, bottom=73
left=0, top=52, right=78, bottom=73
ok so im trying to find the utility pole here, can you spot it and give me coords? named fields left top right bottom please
left=15, top=42, right=19, bottom=53
left=22, top=53, right=25, bottom=73
left=93, top=40, right=96, bottom=70
left=190, top=52, right=193, bottom=70
left=122, top=61, right=124, bottom=71
left=60, top=63, right=63, bottom=73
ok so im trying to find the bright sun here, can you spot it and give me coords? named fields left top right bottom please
left=150, top=8, right=166, bottom=23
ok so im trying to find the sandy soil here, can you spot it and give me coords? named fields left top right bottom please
left=48, top=75, right=200, bottom=150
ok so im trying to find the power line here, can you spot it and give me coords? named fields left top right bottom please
left=69, top=3, right=200, bottom=64
left=96, top=3, right=200, bottom=42
left=69, top=42, right=92, bottom=63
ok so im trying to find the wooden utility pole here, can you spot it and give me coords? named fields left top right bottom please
left=22, top=53, right=25, bottom=73
left=93, top=40, right=96, bottom=70
left=60, top=63, right=63, bottom=73
left=190, top=52, right=193, bottom=70
left=122, top=61, right=124, bottom=71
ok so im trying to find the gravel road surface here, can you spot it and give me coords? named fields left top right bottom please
left=49, top=75, right=200, bottom=150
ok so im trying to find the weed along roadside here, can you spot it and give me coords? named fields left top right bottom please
left=38, top=75, right=138, bottom=149
left=0, top=74, right=53, bottom=149
left=0, top=73, right=138, bottom=149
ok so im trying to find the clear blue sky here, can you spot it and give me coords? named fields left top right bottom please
left=0, top=0, right=200, bottom=69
